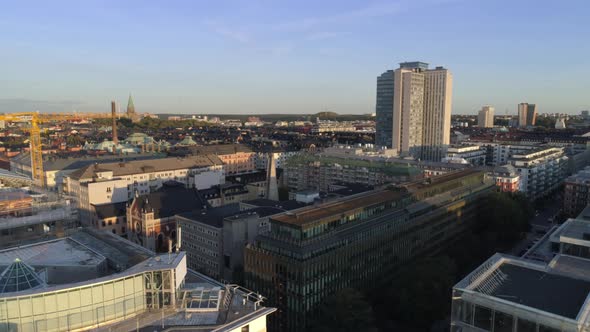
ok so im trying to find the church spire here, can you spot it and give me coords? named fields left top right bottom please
left=127, top=94, right=135, bottom=115
left=126, top=94, right=140, bottom=123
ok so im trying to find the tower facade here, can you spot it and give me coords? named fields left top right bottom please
left=518, top=103, right=537, bottom=127
left=265, top=153, right=279, bottom=201
left=375, top=70, right=395, bottom=147
left=376, top=61, right=453, bottom=161
left=478, top=105, right=495, bottom=128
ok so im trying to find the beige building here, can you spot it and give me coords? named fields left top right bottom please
left=390, top=62, right=453, bottom=161
left=518, top=102, right=537, bottom=127
left=477, top=105, right=495, bottom=128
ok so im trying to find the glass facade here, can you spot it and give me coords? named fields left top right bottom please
left=375, top=70, right=395, bottom=148
left=451, top=294, right=576, bottom=332
left=0, top=267, right=181, bottom=332
left=246, top=172, right=492, bottom=331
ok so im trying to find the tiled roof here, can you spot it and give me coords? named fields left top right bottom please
left=68, top=155, right=223, bottom=180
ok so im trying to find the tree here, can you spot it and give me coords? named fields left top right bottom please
left=374, top=257, right=456, bottom=329
left=477, top=191, right=531, bottom=244
left=308, top=288, right=378, bottom=332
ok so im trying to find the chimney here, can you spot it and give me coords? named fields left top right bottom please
left=111, top=101, right=119, bottom=147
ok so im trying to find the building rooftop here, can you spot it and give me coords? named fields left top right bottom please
left=402, top=169, right=481, bottom=193
left=92, top=201, right=127, bottom=219
left=559, top=219, right=590, bottom=247
left=270, top=189, right=404, bottom=226
left=480, top=262, right=590, bottom=319
left=0, top=237, right=105, bottom=269
left=0, top=258, right=46, bottom=293
left=68, top=154, right=223, bottom=180
left=241, top=198, right=307, bottom=211
left=136, top=182, right=207, bottom=219
left=177, top=204, right=242, bottom=228
left=10, top=151, right=166, bottom=172
left=456, top=254, right=590, bottom=324
left=565, top=166, right=590, bottom=185
left=170, top=143, right=253, bottom=157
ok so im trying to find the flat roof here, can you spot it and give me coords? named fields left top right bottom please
left=402, top=169, right=482, bottom=192
left=485, top=263, right=590, bottom=319
left=177, top=204, right=242, bottom=228
left=559, top=219, right=590, bottom=246
left=0, top=238, right=105, bottom=268
left=270, top=189, right=404, bottom=226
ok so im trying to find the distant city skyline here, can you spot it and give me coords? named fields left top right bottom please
left=1, top=0, right=589, bottom=115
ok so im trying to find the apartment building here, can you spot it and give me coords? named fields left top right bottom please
left=445, top=145, right=487, bottom=165
left=563, top=166, right=590, bottom=217
left=245, top=170, right=493, bottom=331
left=283, top=154, right=421, bottom=193
left=171, top=144, right=256, bottom=174
left=508, top=147, right=568, bottom=199
left=254, top=150, right=301, bottom=169
left=490, top=164, right=521, bottom=193
left=9, top=152, right=164, bottom=192
left=66, top=155, right=224, bottom=223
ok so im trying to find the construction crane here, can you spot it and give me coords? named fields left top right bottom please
left=0, top=112, right=110, bottom=187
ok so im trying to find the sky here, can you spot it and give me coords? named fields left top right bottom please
left=1, top=0, right=589, bottom=115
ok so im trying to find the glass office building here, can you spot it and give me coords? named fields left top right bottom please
left=245, top=170, right=493, bottom=331
left=0, top=229, right=275, bottom=332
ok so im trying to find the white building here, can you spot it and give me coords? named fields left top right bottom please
left=445, top=145, right=486, bottom=166
left=0, top=229, right=275, bottom=332
left=389, top=62, right=453, bottom=161
left=66, top=155, right=224, bottom=223
left=255, top=150, right=302, bottom=169
left=508, top=147, right=568, bottom=199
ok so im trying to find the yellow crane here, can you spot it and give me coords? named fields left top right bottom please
left=0, top=112, right=111, bottom=187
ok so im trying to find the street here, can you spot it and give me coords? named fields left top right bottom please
left=505, top=195, right=561, bottom=257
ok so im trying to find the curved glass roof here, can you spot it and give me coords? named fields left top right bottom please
left=0, top=258, right=46, bottom=293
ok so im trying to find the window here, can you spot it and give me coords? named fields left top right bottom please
left=106, top=187, right=112, bottom=193
left=473, top=305, right=492, bottom=330
left=241, top=325, right=249, bottom=332
left=517, top=318, right=537, bottom=332
left=493, top=311, right=513, bottom=332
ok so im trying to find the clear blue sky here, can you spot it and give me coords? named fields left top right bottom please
left=1, top=0, right=589, bottom=115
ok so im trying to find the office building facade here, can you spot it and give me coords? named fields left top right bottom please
left=375, top=70, right=395, bottom=147
left=245, top=170, right=493, bottom=331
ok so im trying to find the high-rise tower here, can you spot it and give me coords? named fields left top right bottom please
left=265, top=153, right=279, bottom=201
left=518, top=103, right=537, bottom=127
left=376, top=61, right=453, bottom=161
left=478, top=106, right=495, bottom=128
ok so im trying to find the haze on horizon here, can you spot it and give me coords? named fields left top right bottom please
left=1, top=0, right=589, bottom=115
